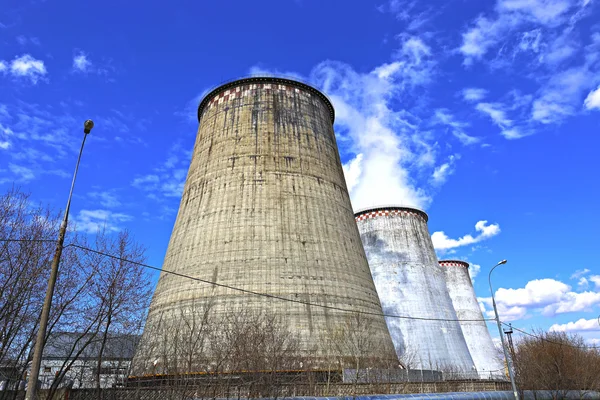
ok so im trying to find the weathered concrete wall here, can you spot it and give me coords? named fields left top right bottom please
left=440, top=260, right=505, bottom=379
left=132, top=77, right=396, bottom=375
left=355, top=207, right=475, bottom=372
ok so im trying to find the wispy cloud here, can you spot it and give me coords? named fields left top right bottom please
left=458, top=0, right=599, bottom=133
left=431, top=220, right=501, bottom=251
left=88, top=190, right=121, bottom=208
left=16, top=36, right=40, bottom=46
left=433, top=109, right=481, bottom=145
left=8, top=163, right=35, bottom=182
left=570, top=268, right=591, bottom=279
left=71, top=209, right=133, bottom=234
left=431, top=155, right=457, bottom=186
left=531, top=66, right=594, bottom=123
left=131, top=141, right=191, bottom=200
left=462, top=88, right=488, bottom=102
left=71, top=50, right=114, bottom=78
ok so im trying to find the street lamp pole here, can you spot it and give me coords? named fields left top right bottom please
left=489, top=259, right=519, bottom=400
left=25, top=120, right=94, bottom=400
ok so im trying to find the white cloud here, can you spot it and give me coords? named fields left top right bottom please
left=431, top=220, right=501, bottom=251
left=476, top=102, right=512, bottom=127
left=433, top=109, right=481, bottom=145
left=590, top=275, right=600, bottom=289
left=571, top=268, right=591, bottom=279
left=131, top=142, right=191, bottom=200
left=73, top=52, right=92, bottom=73
left=89, top=191, right=121, bottom=208
left=482, top=276, right=600, bottom=322
left=578, top=277, right=589, bottom=289
left=1, top=54, right=47, bottom=84
left=431, top=155, right=457, bottom=186
left=458, top=0, right=599, bottom=130
left=532, top=66, right=594, bottom=123
left=478, top=297, right=529, bottom=321
left=469, top=263, right=482, bottom=281
left=342, top=153, right=363, bottom=193
left=543, top=290, right=600, bottom=314
left=460, top=16, right=506, bottom=65
left=310, top=35, right=442, bottom=210
left=584, top=85, right=600, bottom=110
left=462, top=88, right=488, bottom=102
left=71, top=209, right=133, bottom=234
left=16, top=36, right=40, bottom=46
left=459, top=0, right=582, bottom=65
left=9, top=163, right=35, bottom=181
left=496, top=0, right=575, bottom=25
left=495, top=279, right=570, bottom=308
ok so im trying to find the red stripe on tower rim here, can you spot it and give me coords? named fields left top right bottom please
left=439, top=260, right=470, bottom=269
left=197, top=76, right=335, bottom=124
left=354, top=206, right=428, bottom=223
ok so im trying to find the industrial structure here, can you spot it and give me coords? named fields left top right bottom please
left=440, top=260, right=504, bottom=379
left=131, top=77, right=397, bottom=376
left=355, top=207, right=476, bottom=373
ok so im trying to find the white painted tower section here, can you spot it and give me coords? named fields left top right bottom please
left=355, top=207, right=476, bottom=374
left=440, top=260, right=505, bottom=380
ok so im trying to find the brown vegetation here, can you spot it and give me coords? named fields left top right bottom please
left=0, top=187, right=151, bottom=400
left=514, top=330, right=600, bottom=398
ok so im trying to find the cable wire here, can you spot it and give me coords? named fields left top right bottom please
left=7, top=238, right=599, bottom=349
left=64, top=242, right=495, bottom=323
left=501, top=322, right=600, bottom=349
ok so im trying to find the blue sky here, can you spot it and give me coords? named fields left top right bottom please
left=1, top=0, right=600, bottom=345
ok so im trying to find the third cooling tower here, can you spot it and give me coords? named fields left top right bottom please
left=131, top=77, right=397, bottom=376
left=440, top=260, right=505, bottom=379
left=355, top=207, right=475, bottom=374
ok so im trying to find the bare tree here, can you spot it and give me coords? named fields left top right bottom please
left=0, top=187, right=152, bottom=400
left=325, top=312, right=397, bottom=395
left=514, top=330, right=600, bottom=399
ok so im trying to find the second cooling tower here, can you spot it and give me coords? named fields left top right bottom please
left=355, top=207, right=475, bottom=373
left=132, top=77, right=397, bottom=375
left=440, top=260, right=504, bottom=379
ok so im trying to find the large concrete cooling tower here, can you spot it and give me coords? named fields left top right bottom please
left=132, top=77, right=397, bottom=376
left=355, top=207, right=475, bottom=374
left=440, top=260, right=504, bottom=379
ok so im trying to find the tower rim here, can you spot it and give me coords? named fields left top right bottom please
left=354, top=205, right=429, bottom=223
left=439, top=260, right=470, bottom=269
left=197, top=76, right=335, bottom=124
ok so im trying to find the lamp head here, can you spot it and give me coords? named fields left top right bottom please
left=83, top=119, right=94, bottom=134
left=499, top=259, right=508, bottom=265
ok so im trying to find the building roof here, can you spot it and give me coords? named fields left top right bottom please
left=42, top=333, right=139, bottom=360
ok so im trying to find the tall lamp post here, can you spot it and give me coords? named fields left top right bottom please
left=25, top=120, right=95, bottom=400
left=489, top=259, right=520, bottom=400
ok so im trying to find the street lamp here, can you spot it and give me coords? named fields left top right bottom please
left=489, top=259, right=519, bottom=400
left=25, top=120, right=95, bottom=400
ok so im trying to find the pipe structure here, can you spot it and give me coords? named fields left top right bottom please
left=355, top=207, right=476, bottom=374
left=131, top=77, right=397, bottom=376
left=440, top=260, right=505, bottom=380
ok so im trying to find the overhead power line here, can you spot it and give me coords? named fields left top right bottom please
left=501, top=322, right=600, bottom=350
left=63, top=242, right=495, bottom=323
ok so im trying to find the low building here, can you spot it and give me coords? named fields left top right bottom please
left=39, top=333, right=138, bottom=389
